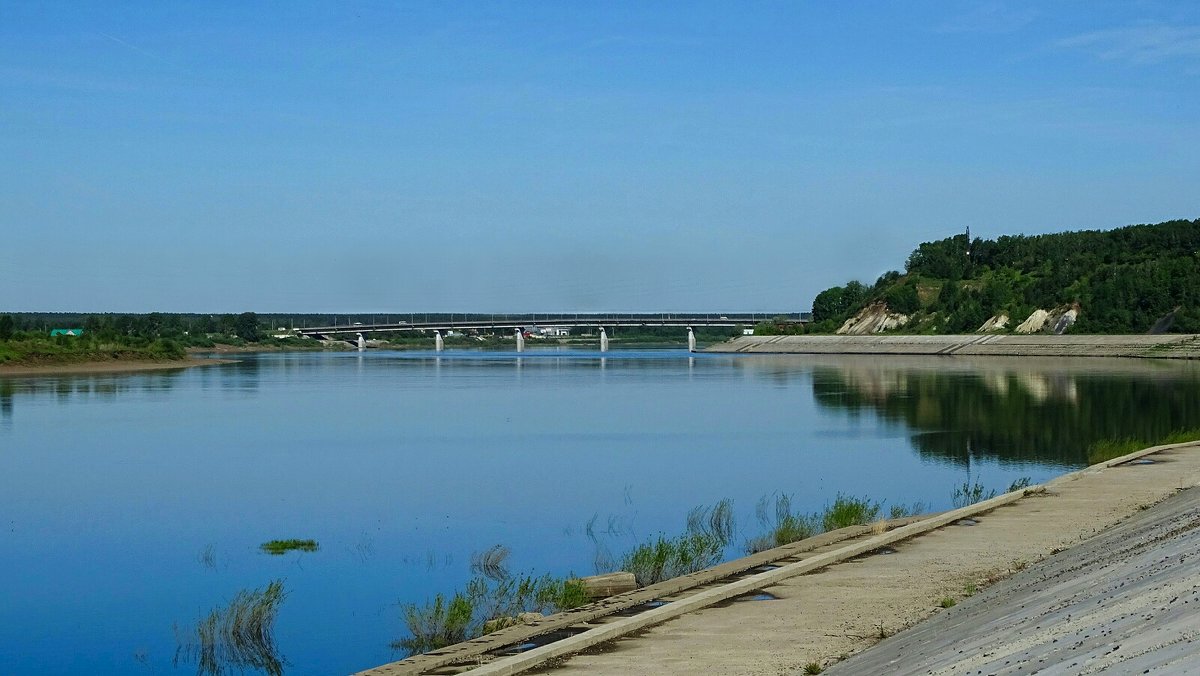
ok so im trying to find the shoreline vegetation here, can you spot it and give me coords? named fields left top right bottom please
left=0, top=310, right=737, bottom=374
left=393, top=488, right=1007, bottom=657
left=386, top=434, right=1200, bottom=668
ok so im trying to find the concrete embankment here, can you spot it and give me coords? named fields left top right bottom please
left=360, top=442, right=1200, bottom=676
left=826, top=485, right=1200, bottom=675
left=708, top=333, right=1200, bottom=359
left=517, top=443, right=1200, bottom=675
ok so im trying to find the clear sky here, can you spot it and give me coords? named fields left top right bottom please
left=3, top=1, right=1199, bottom=313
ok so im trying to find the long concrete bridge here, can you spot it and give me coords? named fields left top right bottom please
left=295, top=312, right=809, bottom=352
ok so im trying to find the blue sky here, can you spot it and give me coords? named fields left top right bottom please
left=3, top=1, right=1199, bottom=312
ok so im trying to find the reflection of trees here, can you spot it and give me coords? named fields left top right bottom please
left=811, top=363, right=1200, bottom=467
left=0, top=380, right=12, bottom=427
left=0, top=371, right=187, bottom=429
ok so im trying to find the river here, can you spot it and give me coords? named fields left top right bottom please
left=3, top=348, right=1200, bottom=675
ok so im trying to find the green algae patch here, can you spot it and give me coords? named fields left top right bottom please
left=259, top=539, right=319, bottom=556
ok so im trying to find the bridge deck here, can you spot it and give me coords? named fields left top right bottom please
left=297, top=314, right=805, bottom=336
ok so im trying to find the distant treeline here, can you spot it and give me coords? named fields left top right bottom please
left=810, top=218, right=1200, bottom=334
left=0, top=312, right=740, bottom=348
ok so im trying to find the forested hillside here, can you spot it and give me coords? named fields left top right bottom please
left=811, top=218, right=1200, bottom=334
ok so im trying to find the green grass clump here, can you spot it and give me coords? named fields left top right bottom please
left=747, top=494, right=915, bottom=554
left=1006, top=477, right=1032, bottom=493
left=803, top=662, right=824, bottom=674
left=1087, top=438, right=1146, bottom=464
left=951, top=482, right=996, bottom=509
left=821, top=494, right=882, bottom=531
left=939, top=596, right=956, bottom=608
left=619, top=499, right=736, bottom=587
left=395, top=590, right=476, bottom=656
left=176, top=580, right=287, bottom=676
left=888, top=502, right=926, bottom=519
left=746, top=494, right=819, bottom=554
left=259, top=539, right=319, bottom=555
left=1087, top=428, right=1200, bottom=464
left=620, top=532, right=727, bottom=587
left=395, top=569, right=591, bottom=656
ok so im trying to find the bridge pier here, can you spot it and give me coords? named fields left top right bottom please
left=687, top=327, right=696, bottom=353
left=600, top=328, right=609, bottom=352
left=515, top=328, right=525, bottom=353
left=435, top=330, right=444, bottom=352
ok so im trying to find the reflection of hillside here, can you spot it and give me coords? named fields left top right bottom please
left=807, top=358, right=1200, bottom=467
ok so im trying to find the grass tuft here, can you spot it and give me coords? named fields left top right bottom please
left=951, top=482, right=996, bottom=509
left=620, top=532, right=726, bottom=587
left=394, top=573, right=591, bottom=656
left=746, top=494, right=819, bottom=554
left=822, top=494, right=882, bottom=531
left=175, top=580, right=288, bottom=676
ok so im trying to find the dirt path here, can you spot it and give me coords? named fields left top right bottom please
left=527, top=443, right=1200, bottom=675
left=826, top=485, right=1200, bottom=675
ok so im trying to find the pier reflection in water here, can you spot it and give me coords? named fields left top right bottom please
left=2, top=349, right=1199, bottom=676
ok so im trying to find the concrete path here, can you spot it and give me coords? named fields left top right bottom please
left=709, top=334, right=1200, bottom=359
left=825, top=485, right=1200, bottom=675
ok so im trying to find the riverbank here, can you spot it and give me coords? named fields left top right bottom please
left=709, top=333, right=1200, bottom=359
left=511, top=441, right=1200, bottom=675
left=363, top=440, right=1200, bottom=675
left=0, top=357, right=234, bottom=377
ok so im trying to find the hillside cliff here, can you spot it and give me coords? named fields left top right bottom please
left=810, top=218, right=1200, bottom=335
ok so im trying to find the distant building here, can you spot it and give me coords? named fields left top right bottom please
left=50, top=328, right=84, bottom=337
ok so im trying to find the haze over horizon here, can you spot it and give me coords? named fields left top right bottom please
left=3, top=2, right=1199, bottom=313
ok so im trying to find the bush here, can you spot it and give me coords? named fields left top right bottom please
left=148, top=338, right=186, bottom=360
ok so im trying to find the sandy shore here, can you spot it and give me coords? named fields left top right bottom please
left=0, top=357, right=234, bottom=377
left=524, top=442, right=1200, bottom=675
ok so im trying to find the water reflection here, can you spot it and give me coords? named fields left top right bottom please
left=5, top=350, right=1200, bottom=675
left=0, top=380, right=12, bottom=429
left=174, top=581, right=287, bottom=676
left=0, top=370, right=188, bottom=430
left=805, top=356, right=1200, bottom=467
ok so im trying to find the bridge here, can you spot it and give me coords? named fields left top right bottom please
left=295, top=312, right=809, bottom=352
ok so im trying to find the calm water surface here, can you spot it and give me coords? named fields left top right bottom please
left=3, top=349, right=1200, bottom=675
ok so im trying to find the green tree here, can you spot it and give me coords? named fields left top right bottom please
left=234, top=312, right=261, bottom=342
left=0, top=315, right=13, bottom=341
left=812, top=281, right=868, bottom=323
